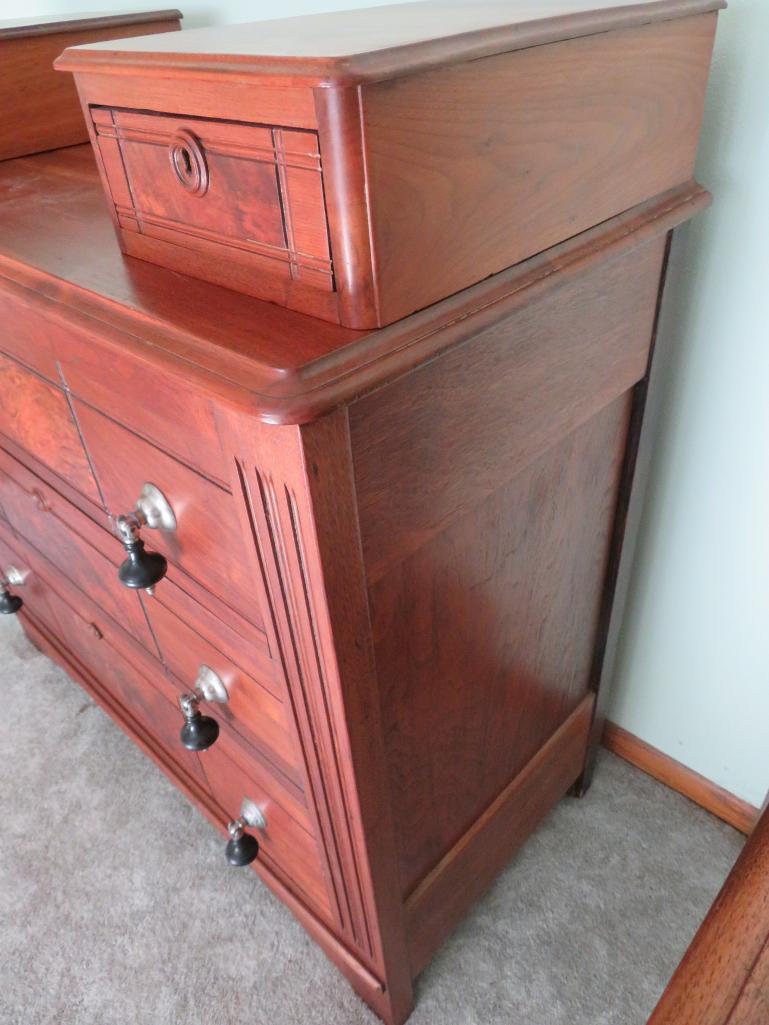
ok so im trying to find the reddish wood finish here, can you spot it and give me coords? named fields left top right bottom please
left=368, top=397, right=632, bottom=893
left=407, top=695, right=595, bottom=974
left=0, top=353, right=101, bottom=504
left=148, top=596, right=302, bottom=784
left=0, top=448, right=152, bottom=651
left=73, top=401, right=266, bottom=631
left=57, top=3, right=720, bottom=327
left=200, top=728, right=335, bottom=923
left=604, top=722, right=760, bottom=835
left=0, top=8, right=721, bottom=1017
left=0, top=11, right=181, bottom=162
left=648, top=805, right=769, bottom=1025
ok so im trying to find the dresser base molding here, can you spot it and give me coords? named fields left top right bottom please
left=406, top=695, right=594, bottom=974
left=603, top=722, right=759, bottom=835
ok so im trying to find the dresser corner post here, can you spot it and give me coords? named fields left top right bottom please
left=222, top=405, right=414, bottom=1025
left=573, top=229, right=676, bottom=797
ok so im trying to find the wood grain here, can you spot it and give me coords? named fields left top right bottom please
left=0, top=353, right=101, bottom=504
left=74, top=401, right=267, bottom=632
left=604, top=722, right=760, bottom=835
left=369, top=397, right=631, bottom=893
left=0, top=149, right=710, bottom=422
left=0, top=12, right=181, bottom=161
left=406, top=694, right=594, bottom=974
left=53, top=1, right=725, bottom=84
left=351, top=236, right=667, bottom=583
left=362, top=14, right=717, bottom=323
left=648, top=805, right=769, bottom=1025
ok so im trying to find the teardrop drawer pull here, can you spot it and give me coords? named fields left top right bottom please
left=178, top=665, right=228, bottom=752
left=0, top=565, right=27, bottom=615
left=225, top=798, right=266, bottom=867
left=115, top=483, right=176, bottom=594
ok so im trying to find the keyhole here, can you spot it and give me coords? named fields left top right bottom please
left=180, top=147, right=192, bottom=179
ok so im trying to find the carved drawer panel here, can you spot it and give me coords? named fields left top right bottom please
left=0, top=449, right=153, bottom=651
left=0, top=353, right=100, bottom=505
left=201, top=725, right=335, bottom=924
left=91, top=108, right=334, bottom=314
left=147, top=595, right=302, bottom=788
left=74, top=401, right=267, bottom=632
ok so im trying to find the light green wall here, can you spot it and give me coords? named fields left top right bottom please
left=608, top=0, right=769, bottom=808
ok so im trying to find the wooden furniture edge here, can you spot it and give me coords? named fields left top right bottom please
left=0, top=10, right=182, bottom=41
left=0, top=181, right=711, bottom=427
left=405, top=694, right=595, bottom=975
left=603, top=721, right=760, bottom=835
left=53, top=1, right=725, bottom=85
left=648, top=804, right=769, bottom=1025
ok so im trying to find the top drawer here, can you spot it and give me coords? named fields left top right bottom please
left=58, top=7, right=719, bottom=328
left=90, top=108, right=336, bottom=322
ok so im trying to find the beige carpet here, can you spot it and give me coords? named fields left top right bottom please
left=0, top=615, right=743, bottom=1025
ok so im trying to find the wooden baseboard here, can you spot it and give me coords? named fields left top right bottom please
left=603, top=721, right=759, bottom=835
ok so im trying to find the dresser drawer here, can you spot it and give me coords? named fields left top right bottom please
left=0, top=527, right=61, bottom=631
left=0, top=519, right=208, bottom=790
left=202, top=727, right=333, bottom=923
left=0, top=449, right=154, bottom=651
left=74, top=402, right=266, bottom=630
left=147, top=595, right=300, bottom=785
left=44, top=577, right=209, bottom=791
left=0, top=353, right=100, bottom=504
left=90, top=107, right=334, bottom=317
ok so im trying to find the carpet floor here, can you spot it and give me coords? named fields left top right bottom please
left=0, top=616, right=743, bottom=1025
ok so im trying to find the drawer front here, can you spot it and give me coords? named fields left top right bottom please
left=0, top=527, right=61, bottom=631
left=45, top=579, right=209, bottom=791
left=91, top=108, right=335, bottom=306
left=147, top=596, right=301, bottom=786
left=74, top=402, right=266, bottom=631
left=202, top=727, right=333, bottom=923
left=0, top=353, right=100, bottom=504
left=0, top=450, right=154, bottom=652
left=0, top=520, right=208, bottom=790
left=0, top=283, right=225, bottom=485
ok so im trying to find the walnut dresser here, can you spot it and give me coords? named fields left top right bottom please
left=0, top=3, right=723, bottom=1022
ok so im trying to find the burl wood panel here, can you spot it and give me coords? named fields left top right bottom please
left=0, top=353, right=100, bottom=504
left=361, top=14, right=716, bottom=323
left=368, top=396, right=632, bottom=893
left=649, top=805, right=769, bottom=1025
left=0, top=13, right=181, bottom=162
left=351, top=236, right=667, bottom=583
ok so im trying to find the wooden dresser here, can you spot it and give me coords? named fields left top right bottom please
left=0, top=3, right=723, bottom=1022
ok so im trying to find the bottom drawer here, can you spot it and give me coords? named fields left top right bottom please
left=201, top=728, right=335, bottom=924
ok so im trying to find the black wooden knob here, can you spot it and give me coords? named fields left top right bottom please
left=116, top=522, right=168, bottom=592
left=0, top=587, right=22, bottom=615
left=179, top=694, right=219, bottom=752
left=225, top=820, right=259, bottom=867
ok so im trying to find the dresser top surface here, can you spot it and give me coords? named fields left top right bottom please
left=56, top=0, right=725, bottom=83
left=0, top=146, right=708, bottom=423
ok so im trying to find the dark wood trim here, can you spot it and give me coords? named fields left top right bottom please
left=0, top=11, right=182, bottom=41
left=648, top=804, right=769, bottom=1025
left=603, top=721, right=760, bottom=835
